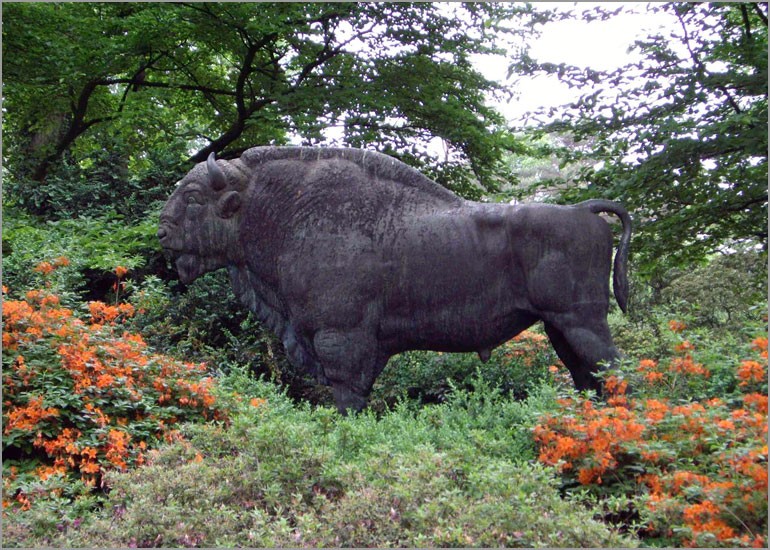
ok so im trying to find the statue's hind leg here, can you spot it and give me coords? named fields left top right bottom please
left=543, top=311, right=620, bottom=394
left=313, top=328, right=387, bottom=414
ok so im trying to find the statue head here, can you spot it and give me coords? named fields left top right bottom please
left=157, top=153, right=249, bottom=284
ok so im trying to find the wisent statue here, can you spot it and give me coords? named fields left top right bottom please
left=158, top=147, right=631, bottom=413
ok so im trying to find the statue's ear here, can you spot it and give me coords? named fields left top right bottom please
left=217, top=191, right=241, bottom=219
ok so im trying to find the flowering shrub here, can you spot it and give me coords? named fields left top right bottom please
left=535, top=328, right=768, bottom=547
left=2, top=268, right=223, bottom=511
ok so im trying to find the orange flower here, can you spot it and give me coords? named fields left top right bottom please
left=641, top=450, right=660, bottom=462
left=638, top=358, right=658, bottom=370
left=115, top=266, right=129, bottom=278
left=117, top=303, right=135, bottom=317
left=751, top=336, right=768, bottom=358
left=715, top=419, right=735, bottom=431
left=645, top=371, right=664, bottom=383
left=3, top=396, right=60, bottom=433
left=33, top=261, right=54, bottom=275
left=577, top=467, right=601, bottom=485
left=682, top=500, right=736, bottom=542
left=644, top=399, right=670, bottom=422
left=80, top=460, right=101, bottom=474
left=737, top=360, right=766, bottom=387
left=668, top=320, right=687, bottom=333
left=604, top=376, right=628, bottom=396
left=670, top=355, right=709, bottom=377
left=674, top=340, right=694, bottom=353
left=742, top=393, right=768, bottom=414
left=250, top=397, right=267, bottom=408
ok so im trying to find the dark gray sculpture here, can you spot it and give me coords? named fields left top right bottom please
left=158, top=147, right=631, bottom=413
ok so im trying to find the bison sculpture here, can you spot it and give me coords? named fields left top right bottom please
left=158, top=147, right=631, bottom=413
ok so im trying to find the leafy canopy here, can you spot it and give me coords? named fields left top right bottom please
left=512, top=3, right=768, bottom=273
left=3, top=1, right=533, bottom=217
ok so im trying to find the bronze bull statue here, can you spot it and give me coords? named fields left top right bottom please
left=158, top=147, right=631, bottom=413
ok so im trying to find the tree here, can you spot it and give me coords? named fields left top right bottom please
left=511, top=2, right=768, bottom=274
left=3, top=2, right=533, bottom=217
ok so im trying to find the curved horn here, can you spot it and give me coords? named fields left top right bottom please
left=207, top=152, right=227, bottom=191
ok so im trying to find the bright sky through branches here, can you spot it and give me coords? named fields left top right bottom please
left=475, top=2, right=678, bottom=126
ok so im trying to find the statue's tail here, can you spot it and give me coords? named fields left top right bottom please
left=576, top=199, right=632, bottom=313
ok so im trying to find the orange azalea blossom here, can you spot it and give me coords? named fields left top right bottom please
left=668, top=319, right=687, bottom=333
left=670, top=355, right=709, bottom=377
left=751, top=336, right=768, bottom=358
left=105, top=429, right=131, bottom=470
left=644, top=399, right=670, bottom=422
left=33, top=261, right=54, bottom=275
left=504, top=330, right=550, bottom=366
left=4, top=286, right=225, bottom=497
left=604, top=375, right=628, bottom=396
left=742, top=393, right=768, bottom=414
left=715, top=419, right=735, bottom=431
left=3, top=396, right=60, bottom=433
left=250, top=397, right=267, bottom=408
left=737, top=360, right=766, bottom=387
left=645, top=371, right=664, bottom=383
left=674, top=340, right=695, bottom=353
left=115, top=266, right=129, bottom=278
left=36, top=463, right=68, bottom=481
left=682, top=500, right=736, bottom=544
left=671, top=471, right=711, bottom=493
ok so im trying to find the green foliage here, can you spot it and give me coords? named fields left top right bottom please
left=2, top=208, right=161, bottom=305
left=371, top=330, right=558, bottom=409
left=127, top=271, right=304, bottom=399
left=513, top=3, right=768, bottom=273
left=2, top=286, right=222, bottom=498
left=660, top=251, right=767, bottom=331
left=534, top=327, right=768, bottom=547
left=2, top=375, right=637, bottom=548
left=3, top=1, right=532, bottom=209
left=609, top=249, right=767, bottom=361
left=4, top=138, right=188, bottom=222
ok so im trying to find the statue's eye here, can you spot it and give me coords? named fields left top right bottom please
left=186, top=192, right=203, bottom=205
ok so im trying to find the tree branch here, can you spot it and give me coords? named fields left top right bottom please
left=101, top=78, right=237, bottom=97
left=675, top=8, right=743, bottom=115
left=740, top=4, right=753, bottom=40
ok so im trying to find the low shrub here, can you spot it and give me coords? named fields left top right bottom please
left=2, top=377, right=636, bottom=548
left=534, top=326, right=768, bottom=548
left=2, top=278, right=224, bottom=511
left=2, top=209, right=161, bottom=305
left=371, top=329, right=559, bottom=408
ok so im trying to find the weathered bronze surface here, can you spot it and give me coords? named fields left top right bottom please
left=158, top=147, right=631, bottom=413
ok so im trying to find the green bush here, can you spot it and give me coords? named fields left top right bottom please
left=127, top=271, right=312, bottom=400
left=371, top=329, right=559, bottom=409
left=2, top=284, right=223, bottom=508
left=2, top=376, right=637, bottom=548
left=534, top=326, right=768, bottom=548
left=5, top=139, right=186, bottom=222
left=611, top=250, right=767, bottom=360
left=2, top=208, right=160, bottom=306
